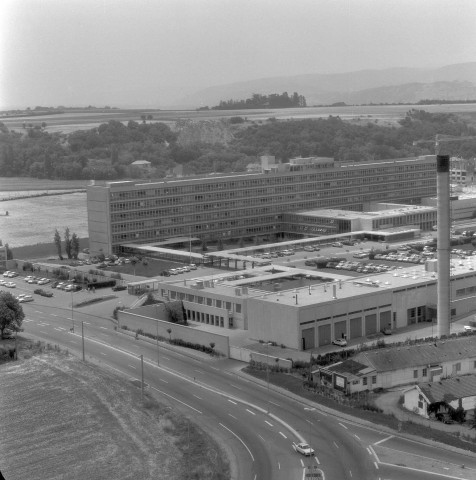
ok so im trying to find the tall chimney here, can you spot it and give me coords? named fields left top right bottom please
left=437, top=155, right=450, bottom=337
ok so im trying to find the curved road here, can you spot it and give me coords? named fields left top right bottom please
left=11, top=283, right=476, bottom=480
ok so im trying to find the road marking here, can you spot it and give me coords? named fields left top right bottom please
left=83, top=322, right=90, bottom=325
left=99, top=326, right=108, bottom=330
left=194, top=369, right=204, bottom=374
left=300, top=459, right=305, bottom=467
left=228, top=399, right=237, bottom=405
left=151, top=386, right=202, bottom=414
left=374, top=461, right=379, bottom=469
left=54, top=328, right=63, bottom=332
left=229, top=383, right=242, bottom=390
left=228, top=414, right=237, bottom=420
left=245, top=409, right=256, bottom=415
left=367, top=447, right=372, bottom=456
left=161, top=356, right=170, bottom=361
left=338, top=422, right=348, bottom=429
left=100, top=352, right=107, bottom=356
left=333, top=441, right=339, bottom=449
left=50, top=314, right=58, bottom=317
left=278, top=462, right=280, bottom=469
left=210, top=366, right=219, bottom=371
left=193, top=394, right=202, bottom=400
left=220, top=424, right=254, bottom=462
left=349, top=471, right=352, bottom=477
left=23, top=319, right=33, bottom=323
left=38, top=323, right=50, bottom=326
left=39, top=331, right=48, bottom=334
left=128, top=365, right=136, bottom=369
left=373, top=435, right=393, bottom=446
left=264, top=420, right=273, bottom=427
left=159, top=378, right=168, bottom=384
left=70, top=340, right=77, bottom=344
left=279, top=432, right=287, bottom=439
left=314, top=456, right=320, bottom=465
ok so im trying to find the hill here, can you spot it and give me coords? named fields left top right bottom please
left=176, top=62, right=476, bottom=108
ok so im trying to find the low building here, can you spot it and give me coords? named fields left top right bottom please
left=315, top=336, right=476, bottom=394
left=404, top=376, right=476, bottom=420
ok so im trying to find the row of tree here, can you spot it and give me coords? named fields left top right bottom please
left=54, top=228, right=80, bottom=260
left=212, top=92, right=306, bottom=110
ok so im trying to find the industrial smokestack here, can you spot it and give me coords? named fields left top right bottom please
left=437, top=155, right=450, bottom=337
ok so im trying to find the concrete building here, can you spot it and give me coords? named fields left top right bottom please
left=86, top=155, right=436, bottom=256
left=128, top=256, right=476, bottom=352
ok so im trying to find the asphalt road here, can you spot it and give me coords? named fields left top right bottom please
left=9, top=277, right=476, bottom=480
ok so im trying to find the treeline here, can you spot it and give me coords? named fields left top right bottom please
left=212, top=92, right=306, bottom=110
left=1, top=109, right=476, bottom=181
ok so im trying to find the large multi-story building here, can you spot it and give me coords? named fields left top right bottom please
left=87, top=155, right=436, bottom=256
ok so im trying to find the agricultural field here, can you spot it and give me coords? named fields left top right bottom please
left=0, top=349, right=229, bottom=480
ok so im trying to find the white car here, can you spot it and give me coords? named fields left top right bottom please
left=189, top=264, right=197, bottom=270
left=2, top=271, right=11, bottom=277
left=293, top=442, right=315, bottom=456
left=18, top=295, right=33, bottom=303
left=332, top=338, right=347, bottom=347
left=5, top=282, right=16, bottom=288
left=38, top=278, right=50, bottom=285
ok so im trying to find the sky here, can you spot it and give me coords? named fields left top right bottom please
left=1, top=0, right=476, bottom=109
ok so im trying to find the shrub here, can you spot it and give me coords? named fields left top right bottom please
left=112, top=285, right=127, bottom=291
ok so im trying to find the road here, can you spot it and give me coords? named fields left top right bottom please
left=8, top=278, right=476, bottom=480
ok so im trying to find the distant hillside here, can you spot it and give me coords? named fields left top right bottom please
left=176, top=62, right=476, bottom=108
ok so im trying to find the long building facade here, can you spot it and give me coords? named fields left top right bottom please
left=87, top=155, right=436, bottom=256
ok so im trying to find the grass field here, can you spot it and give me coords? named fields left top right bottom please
left=0, top=344, right=230, bottom=480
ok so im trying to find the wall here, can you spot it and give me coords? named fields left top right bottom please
left=86, top=185, right=111, bottom=256
left=117, top=306, right=230, bottom=356
left=403, top=386, right=429, bottom=418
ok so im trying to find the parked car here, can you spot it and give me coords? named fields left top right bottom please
left=381, top=328, right=392, bottom=335
left=189, top=264, right=197, bottom=270
left=331, top=242, right=343, bottom=248
left=160, top=270, right=171, bottom=277
left=4, top=282, right=16, bottom=288
left=332, top=338, right=347, bottom=347
left=7, top=271, right=19, bottom=277
left=38, top=278, right=51, bottom=285
left=18, top=295, right=34, bottom=303
left=292, top=442, right=315, bottom=456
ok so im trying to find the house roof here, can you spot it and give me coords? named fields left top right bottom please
left=354, top=336, right=476, bottom=373
left=316, top=359, right=376, bottom=381
left=419, top=375, right=476, bottom=404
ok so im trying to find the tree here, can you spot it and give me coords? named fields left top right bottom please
left=54, top=229, right=63, bottom=260
left=71, top=233, right=80, bottom=259
left=64, top=227, right=72, bottom=259
left=130, top=256, right=139, bottom=276
left=166, top=328, right=172, bottom=340
left=0, top=291, right=24, bottom=339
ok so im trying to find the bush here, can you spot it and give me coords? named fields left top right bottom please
left=86, top=279, right=116, bottom=289
left=34, top=288, right=54, bottom=298
left=112, top=285, right=127, bottom=291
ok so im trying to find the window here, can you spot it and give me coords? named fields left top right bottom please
left=418, top=401, right=423, bottom=409
left=207, top=298, right=213, bottom=306
left=473, top=360, right=476, bottom=369
left=235, top=303, right=242, bottom=314
left=216, top=300, right=222, bottom=308
left=413, top=370, right=418, bottom=379
left=422, top=368, right=427, bottom=377
left=456, top=362, right=461, bottom=372
left=363, top=377, right=368, bottom=386
left=372, top=376, right=376, bottom=385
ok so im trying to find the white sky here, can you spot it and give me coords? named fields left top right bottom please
left=1, top=0, right=475, bottom=109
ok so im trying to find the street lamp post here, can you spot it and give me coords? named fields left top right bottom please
left=304, top=407, right=316, bottom=471
left=71, top=290, right=74, bottom=333
left=265, top=341, right=273, bottom=414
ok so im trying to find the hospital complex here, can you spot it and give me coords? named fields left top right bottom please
left=86, top=154, right=476, bottom=353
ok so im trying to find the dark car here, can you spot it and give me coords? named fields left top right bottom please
left=160, top=270, right=171, bottom=277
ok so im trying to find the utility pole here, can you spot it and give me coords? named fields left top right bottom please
left=81, top=321, right=85, bottom=361
left=140, top=354, right=144, bottom=403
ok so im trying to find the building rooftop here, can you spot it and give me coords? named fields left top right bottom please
left=418, top=375, right=476, bottom=403
left=355, top=336, right=476, bottom=373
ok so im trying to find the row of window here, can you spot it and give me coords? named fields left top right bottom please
left=165, top=290, right=242, bottom=313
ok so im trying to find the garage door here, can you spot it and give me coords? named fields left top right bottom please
left=365, top=314, right=377, bottom=335
left=334, top=320, right=347, bottom=340
left=301, top=327, right=315, bottom=351
left=349, top=317, right=362, bottom=339
left=318, top=324, right=331, bottom=346
left=379, top=311, right=391, bottom=331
